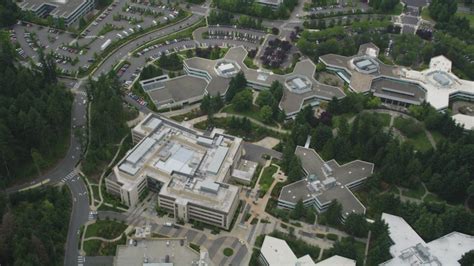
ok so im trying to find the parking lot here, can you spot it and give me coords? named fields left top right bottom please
left=153, top=224, right=248, bottom=266
left=10, top=0, right=185, bottom=76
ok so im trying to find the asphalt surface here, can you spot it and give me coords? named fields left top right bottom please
left=242, top=142, right=282, bottom=164
left=64, top=174, right=91, bottom=266
left=93, top=13, right=203, bottom=78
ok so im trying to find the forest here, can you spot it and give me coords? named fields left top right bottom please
left=0, top=187, right=71, bottom=265
left=0, top=36, right=73, bottom=187
left=212, top=0, right=298, bottom=19
left=82, top=73, right=128, bottom=175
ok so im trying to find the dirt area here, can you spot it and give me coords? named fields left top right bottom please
left=316, top=71, right=344, bottom=87
left=452, top=101, right=474, bottom=116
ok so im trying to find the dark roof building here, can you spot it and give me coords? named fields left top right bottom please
left=278, top=146, right=374, bottom=218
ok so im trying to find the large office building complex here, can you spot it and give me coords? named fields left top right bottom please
left=381, top=213, right=474, bottom=265
left=144, top=46, right=345, bottom=118
left=320, top=43, right=474, bottom=129
left=259, top=235, right=356, bottom=266
left=278, top=146, right=374, bottom=219
left=105, top=113, right=255, bottom=229
left=17, top=0, right=95, bottom=26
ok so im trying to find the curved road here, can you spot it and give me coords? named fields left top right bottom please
left=93, top=14, right=203, bottom=78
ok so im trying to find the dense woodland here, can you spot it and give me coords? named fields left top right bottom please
left=212, top=0, right=298, bottom=19
left=0, top=37, right=73, bottom=187
left=0, top=187, right=71, bottom=265
left=207, top=10, right=264, bottom=29
left=82, top=73, right=127, bottom=175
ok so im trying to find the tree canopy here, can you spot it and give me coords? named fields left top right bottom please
left=0, top=38, right=72, bottom=187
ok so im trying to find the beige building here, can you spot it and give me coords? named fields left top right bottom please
left=106, top=113, right=251, bottom=229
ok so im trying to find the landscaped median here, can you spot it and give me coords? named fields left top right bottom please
left=82, top=11, right=193, bottom=77
left=82, top=219, right=128, bottom=256
left=131, top=18, right=207, bottom=55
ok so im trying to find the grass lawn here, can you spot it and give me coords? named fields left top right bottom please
left=83, top=236, right=126, bottom=256
left=244, top=57, right=258, bottom=69
left=85, top=220, right=127, bottom=239
left=430, top=131, right=445, bottom=144
left=331, top=113, right=355, bottom=128
left=171, top=110, right=203, bottom=122
left=393, top=117, right=433, bottom=152
left=221, top=104, right=277, bottom=126
left=375, top=113, right=391, bottom=127
left=223, top=247, right=234, bottom=257
left=194, top=117, right=282, bottom=142
left=421, top=7, right=434, bottom=22
left=401, top=184, right=426, bottom=200
left=424, top=193, right=446, bottom=204
left=258, top=165, right=278, bottom=194
left=406, top=132, right=433, bottom=152
left=457, top=12, right=474, bottom=27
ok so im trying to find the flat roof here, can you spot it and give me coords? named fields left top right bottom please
left=319, top=44, right=400, bottom=93
left=261, top=236, right=298, bottom=265
left=146, top=76, right=208, bottom=106
left=18, top=0, right=91, bottom=19
left=279, top=146, right=373, bottom=215
left=114, top=238, right=201, bottom=266
left=184, top=46, right=345, bottom=115
left=371, top=78, right=426, bottom=105
left=113, top=113, right=242, bottom=211
left=452, top=113, right=474, bottom=130
left=315, top=255, right=356, bottom=266
left=381, top=213, right=474, bottom=265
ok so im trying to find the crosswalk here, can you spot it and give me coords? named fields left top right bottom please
left=60, top=169, right=78, bottom=183
left=75, top=90, right=87, bottom=96
left=77, top=255, right=85, bottom=265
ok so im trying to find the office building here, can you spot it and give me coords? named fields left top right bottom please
left=259, top=235, right=356, bottom=266
left=381, top=213, right=474, bottom=265
left=17, top=0, right=95, bottom=27
left=144, top=46, right=345, bottom=118
left=105, top=113, right=254, bottom=229
left=278, top=146, right=374, bottom=219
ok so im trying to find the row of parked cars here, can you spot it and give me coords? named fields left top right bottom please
left=127, top=92, right=148, bottom=106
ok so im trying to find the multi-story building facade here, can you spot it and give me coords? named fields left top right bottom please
left=105, top=113, right=253, bottom=229
left=278, top=146, right=374, bottom=220
left=18, top=0, right=96, bottom=27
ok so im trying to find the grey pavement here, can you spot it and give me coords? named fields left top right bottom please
left=242, top=142, right=282, bottom=164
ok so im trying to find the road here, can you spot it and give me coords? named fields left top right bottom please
left=64, top=174, right=91, bottom=266
left=93, top=13, right=203, bottom=78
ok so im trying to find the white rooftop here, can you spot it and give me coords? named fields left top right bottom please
left=452, top=114, right=474, bottom=130
left=260, top=236, right=299, bottom=266
left=260, top=236, right=355, bottom=266
left=315, top=255, right=356, bottom=266
left=402, top=56, right=474, bottom=110
left=381, top=213, right=474, bottom=265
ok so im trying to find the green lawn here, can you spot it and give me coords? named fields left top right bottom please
left=171, top=110, right=203, bottom=122
left=393, top=117, right=433, bottom=152
left=421, top=7, right=434, bottom=22
left=83, top=235, right=126, bottom=256
left=430, top=131, right=445, bottom=144
left=221, top=103, right=277, bottom=126
left=457, top=12, right=474, bottom=27
left=401, top=185, right=426, bottom=199
left=406, top=132, right=433, bottom=152
left=258, top=165, right=278, bottom=194
left=194, top=117, right=282, bottom=142
left=331, top=113, right=355, bottom=128
left=85, top=220, right=127, bottom=239
left=375, top=113, right=391, bottom=127
left=244, top=57, right=258, bottom=69
left=424, top=193, right=446, bottom=204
